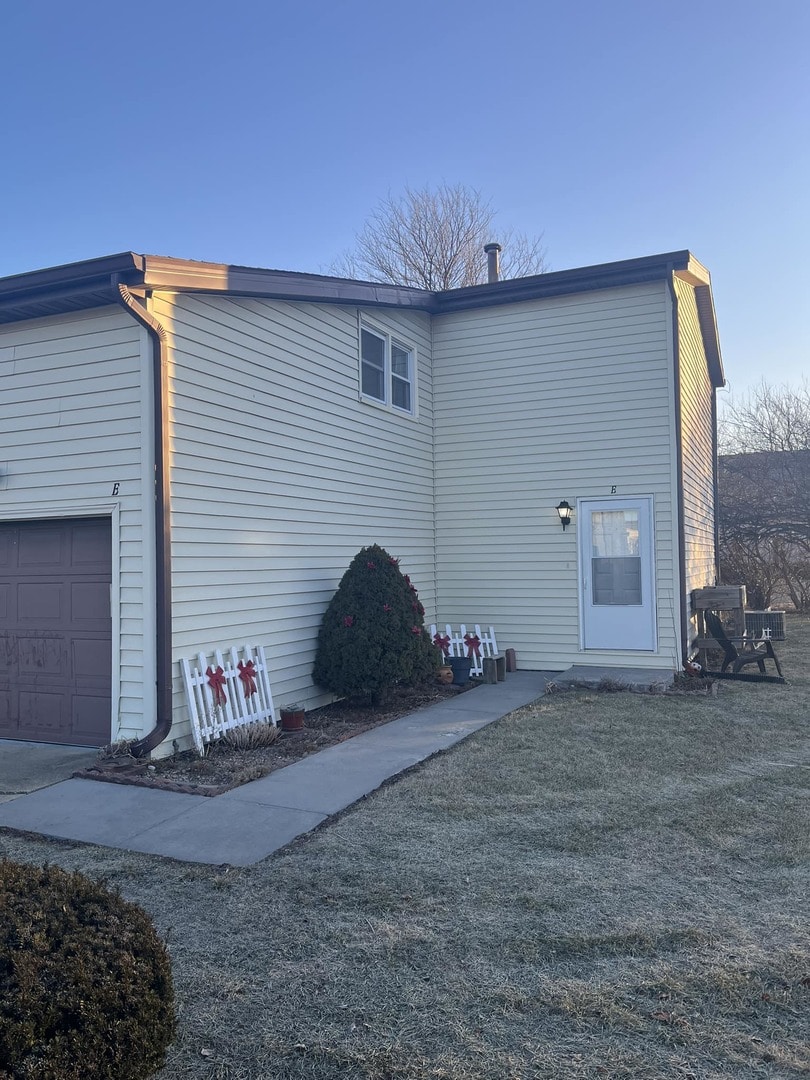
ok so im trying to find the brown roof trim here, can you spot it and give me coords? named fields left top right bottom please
left=0, top=253, right=144, bottom=324
left=139, top=255, right=436, bottom=309
left=138, top=250, right=707, bottom=314
left=434, top=250, right=698, bottom=311
left=693, top=283, right=725, bottom=388
left=0, top=249, right=704, bottom=318
left=0, top=247, right=724, bottom=388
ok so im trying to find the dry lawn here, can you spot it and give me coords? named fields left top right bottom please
left=2, top=618, right=809, bottom=1079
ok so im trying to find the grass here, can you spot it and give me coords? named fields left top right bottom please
left=2, top=617, right=809, bottom=1078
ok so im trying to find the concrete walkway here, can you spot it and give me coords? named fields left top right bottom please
left=549, top=664, right=674, bottom=692
left=0, top=741, right=97, bottom=805
left=0, top=672, right=547, bottom=866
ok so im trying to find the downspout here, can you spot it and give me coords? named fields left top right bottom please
left=667, top=272, right=689, bottom=665
left=711, top=387, right=721, bottom=584
left=113, top=277, right=173, bottom=756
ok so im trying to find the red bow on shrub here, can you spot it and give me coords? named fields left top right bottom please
left=206, top=665, right=227, bottom=707
left=237, top=659, right=258, bottom=698
left=433, top=633, right=451, bottom=655
left=464, top=633, right=481, bottom=658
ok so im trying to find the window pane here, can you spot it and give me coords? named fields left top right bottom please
left=592, top=557, right=642, bottom=605
left=391, top=343, right=410, bottom=378
left=392, top=376, right=411, bottom=411
left=361, top=328, right=385, bottom=369
left=591, top=511, right=639, bottom=558
left=361, top=362, right=385, bottom=400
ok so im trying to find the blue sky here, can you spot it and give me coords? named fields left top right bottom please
left=2, top=0, right=807, bottom=397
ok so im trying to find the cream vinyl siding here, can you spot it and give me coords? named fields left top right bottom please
left=675, top=277, right=717, bottom=641
left=433, top=282, right=680, bottom=670
left=0, top=307, right=152, bottom=741
left=149, top=292, right=434, bottom=740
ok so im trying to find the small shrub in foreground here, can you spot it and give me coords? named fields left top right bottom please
left=0, top=859, right=175, bottom=1080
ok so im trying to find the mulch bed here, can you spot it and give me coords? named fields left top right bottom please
left=74, top=680, right=479, bottom=797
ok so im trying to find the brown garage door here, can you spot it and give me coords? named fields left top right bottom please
left=0, top=518, right=112, bottom=747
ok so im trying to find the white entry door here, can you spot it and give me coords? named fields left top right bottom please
left=579, top=497, right=657, bottom=651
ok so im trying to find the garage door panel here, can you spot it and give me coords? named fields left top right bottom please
left=1, top=518, right=111, bottom=746
left=72, top=693, right=111, bottom=740
left=71, top=524, right=111, bottom=568
left=0, top=689, right=11, bottom=729
left=70, top=581, right=110, bottom=623
left=72, top=637, right=112, bottom=680
left=17, top=582, right=63, bottom=622
left=18, top=528, right=64, bottom=568
left=16, top=635, right=65, bottom=676
left=19, top=689, right=67, bottom=734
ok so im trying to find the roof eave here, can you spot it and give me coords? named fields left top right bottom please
left=693, top=284, right=725, bottom=388
left=140, top=256, right=436, bottom=310
left=0, top=253, right=145, bottom=324
left=434, top=250, right=697, bottom=312
left=0, top=249, right=726, bottom=379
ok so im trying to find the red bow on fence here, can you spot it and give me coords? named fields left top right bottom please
left=237, top=659, right=258, bottom=698
left=433, top=633, right=451, bottom=656
left=464, top=633, right=481, bottom=658
left=206, top=665, right=227, bottom=707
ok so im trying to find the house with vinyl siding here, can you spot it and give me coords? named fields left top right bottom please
left=0, top=249, right=724, bottom=754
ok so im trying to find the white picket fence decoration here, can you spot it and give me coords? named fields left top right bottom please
left=429, top=624, right=499, bottom=677
left=180, top=643, right=276, bottom=755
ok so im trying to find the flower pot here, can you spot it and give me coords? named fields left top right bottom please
left=447, top=656, right=473, bottom=685
left=280, top=708, right=305, bottom=732
left=437, top=665, right=454, bottom=685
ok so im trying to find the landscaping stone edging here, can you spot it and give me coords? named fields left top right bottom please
left=71, top=767, right=231, bottom=797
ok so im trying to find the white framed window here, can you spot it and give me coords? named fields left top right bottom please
left=360, top=321, right=415, bottom=415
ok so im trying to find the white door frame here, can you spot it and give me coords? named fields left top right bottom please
left=577, top=495, right=657, bottom=652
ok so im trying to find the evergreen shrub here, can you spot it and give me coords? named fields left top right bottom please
left=0, top=859, right=175, bottom=1080
left=313, top=544, right=439, bottom=701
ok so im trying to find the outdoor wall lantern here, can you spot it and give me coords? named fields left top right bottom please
left=556, top=500, right=573, bottom=530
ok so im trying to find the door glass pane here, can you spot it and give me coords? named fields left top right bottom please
left=591, top=510, right=641, bottom=605
left=591, top=510, right=639, bottom=557
left=592, top=557, right=642, bottom=605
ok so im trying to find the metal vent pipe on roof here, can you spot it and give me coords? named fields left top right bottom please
left=484, top=242, right=502, bottom=283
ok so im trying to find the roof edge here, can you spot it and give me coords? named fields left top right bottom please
left=433, top=250, right=696, bottom=312
left=693, top=283, right=725, bottom=388
left=0, top=253, right=145, bottom=324
left=0, top=248, right=722, bottom=332
left=140, top=256, right=435, bottom=310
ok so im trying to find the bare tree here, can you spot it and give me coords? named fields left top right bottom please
left=719, top=378, right=810, bottom=453
left=718, top=380, right=810, bottom=610
left=331, top=183, right=547, bottom=290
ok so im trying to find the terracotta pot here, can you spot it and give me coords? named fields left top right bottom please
left=280, top=708, right=305, bottom=732
left=437, top=665, right=454, bottom=685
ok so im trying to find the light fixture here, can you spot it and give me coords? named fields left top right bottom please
left=556, top=500, right=573, bottom=530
